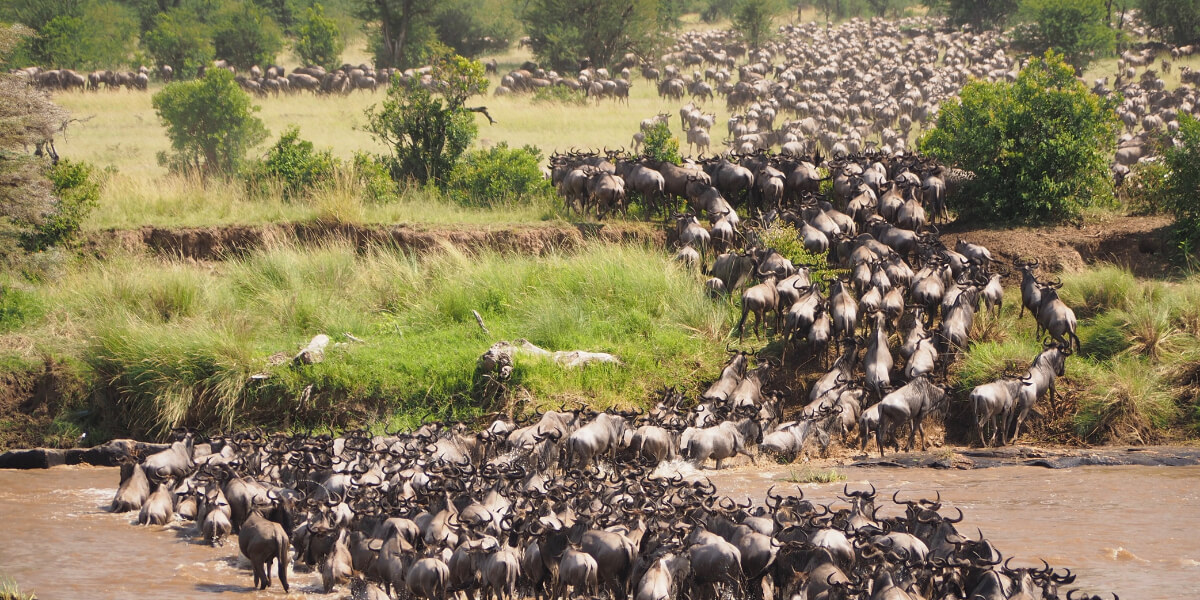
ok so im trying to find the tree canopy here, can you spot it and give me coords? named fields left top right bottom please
left=1012, top=0, right=1115, bottom=72
left=295, top=3, right=344, bottom=70
left=1140, top=0, right=1200, bottom=45
left=920, top=51, right=1119, bottom=224
left=523, top=0, right=670, bottom=72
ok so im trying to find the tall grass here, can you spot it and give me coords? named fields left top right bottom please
left=1, top=242, right=733, bottom=438
left=1075, top=356, right=1178, bottom=444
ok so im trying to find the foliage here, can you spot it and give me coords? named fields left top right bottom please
left=920, top=51, right=1119, bottom=224
left=356, top=0, right=438, bottom=69
left=447, top=143, right=554, bottom=208
left=1159, top=113, right=1200, bottom=259
left=210, top=2, right=284, bottom=70
left=1118, top=159, right=1170, bottom=215
left=19, top=160, right=101, bottom=252
left=1075, top=355, right=1177, bottom=444
left=532, top=84, right=588, bottom=105
left=363, top=53, right=487, bottom=187
left=701, top=0, right=731, bottom=22
left=782, top=466, right=846, bottom=482
left=757, top=223, right=841, bottom=285
left=921, top=0, right=1017, bottom=30
left=0, top=24, right=68, bottom=257
left=152, top=69, right=268, bottom=175
left=295, top=3, right=344, bottom=70
left=143, top=9, right=215, bottom=78
left=246, top=127, right=338, bottom=199
left=352, top=152, right=400, bottom=203
left=430, top=0, right=517, bottom=58
left=1140, top=0, right=1200, bottom=46
left=643, top=122, right=681, bottom=165
left=523, top=0, right=670, bottom=72
left=14, top=1, right=137, bottom=70
left=1011, top=0, right=1115, bottom=72
left=733, top=0, right=784, bottom=49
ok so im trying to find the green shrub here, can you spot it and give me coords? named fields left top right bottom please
left=1160, top=113, right=1200, bottom=260
left=352, top=152, right=400, bottom=203
left=1010, top=0, right=1115, bottom=72
left=210, top=2, right=284, bottom=71
left=757, top=223, right=841, bottom=284
left=153, top=69, right=268, bottom=175
left=295, top=3, right=343, bottom=70
left=920, top=51, right=1119, bottom=224
left=532, top=85, right=588, bottom=105
left=246, top=127, right=338, bottom=200
left=1118, top=159, right=1170, bottom=215
left=143, top=9, right=214, bottom=79
left=643, top=122, right=681, bottom=165
left=19, top=160, right=100, bottom=252
left=448, top=143, right=553, bottom=207
left=1059, top=264, right=1136, bottom=318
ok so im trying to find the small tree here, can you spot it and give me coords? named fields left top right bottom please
left=733, top=0, right=784, bottom=49
left=364, top=53, right=489, bottom=187
left=431, top=0, right=517, bottom=58
left=211, top=2, right=284, bottom=70
left=643, top=122, right=681, bottom=165
left=295, top=3, right=343, bottom=70
left=523, top=0, right=668, bottom=72
left=9, top=0, right=136, bottom=70
left=1012, top=0, right=1115, bottom=72
left=922, top=0, right=1018, bottom=30
left=152, top=69, right=268, bottom=175
left=920, top=51, right=1119, bottom=224
left=1140, top=0, right=1200, bottom=46
left=144, top=9, right=214, bottom=79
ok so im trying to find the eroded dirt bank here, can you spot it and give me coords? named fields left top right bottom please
left=86, top=221, right=665, bottom=260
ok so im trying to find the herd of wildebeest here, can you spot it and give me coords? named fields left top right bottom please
left=16, top=12, right=1168, bottom=599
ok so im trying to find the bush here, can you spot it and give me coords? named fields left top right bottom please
left=532, top=85, right=588, bottom=105
left=295, top=3, right=343, bottom=70
left=643, top=122, right=681, bottom=165
left=1118, top=159, right=1170, bottom=215
left=352, top=152, right=400, bottom=203
left=920, top=51, right=1119, bottom=224
left=153, top=69, right=268, bottom=175
left=1140, top=0, right=1200, bottom=46
left=756, top=223, right=842, bottom=285
left=210, top=2, right=284, bottom=70
left=363, top=52, right=486, bottom=187
left=246, top=127, right=338, bottom=199
left=448, top=143, right=553, bottom=207
left=1159, top=113, right=1200, bottom=259
left=1011, top=0, right=1115, bottom=72
left=19, top=159, right=100, bottom=252
left=143, top=9, right=214, bottom=79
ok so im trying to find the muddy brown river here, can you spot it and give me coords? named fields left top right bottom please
left=1, top=464, right=1197, bottom=599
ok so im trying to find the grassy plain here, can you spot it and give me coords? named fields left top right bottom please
left=51, top=37, right=726, bottom=230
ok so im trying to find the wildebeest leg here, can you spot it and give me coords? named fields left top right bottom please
left=916, top=417, right=926, bottom=451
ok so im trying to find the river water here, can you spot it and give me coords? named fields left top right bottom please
left=0, top=464, right=1197, bottom=599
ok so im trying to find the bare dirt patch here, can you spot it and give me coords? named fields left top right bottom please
left=937, top=215, right=1173, bottom=279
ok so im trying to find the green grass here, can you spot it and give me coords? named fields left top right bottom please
left=0, top=242, right=735, bottom=440
left=955, top=265, right=1200, bottom=444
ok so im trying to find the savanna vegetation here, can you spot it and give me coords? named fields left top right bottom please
left=5, top=0, right=1200, bottom=454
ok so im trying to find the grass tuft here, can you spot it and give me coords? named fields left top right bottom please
left=1074, top=356, right=1178, bottom=444
left=781, top=466, right=846, bottom=483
